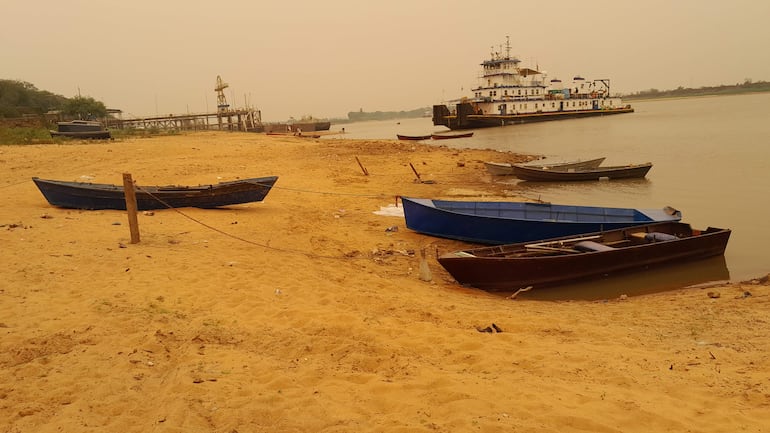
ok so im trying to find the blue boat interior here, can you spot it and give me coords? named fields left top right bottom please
left=432, top=199, right=659, bottom=223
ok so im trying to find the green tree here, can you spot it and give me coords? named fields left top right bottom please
left=0, top=79, right=68, bottom=117
left=61, top=96, right=107, bottom=120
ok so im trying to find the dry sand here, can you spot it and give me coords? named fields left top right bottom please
left=1, top=132, right=768, bottom=432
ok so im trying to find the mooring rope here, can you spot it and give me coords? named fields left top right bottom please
left=134, top=185, right=401, bottom=260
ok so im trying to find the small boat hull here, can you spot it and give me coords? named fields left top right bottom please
left=431, top=132, right=474, bottom=140
left=401, top=197, right=682, bottom=245
left=485, top=157, right=606, bottom=176
left=396, top=134, right=432, bottom=141
left=438, top=222, right=731, bottom=291
left=32, top=176, right=278, bottom=210
left=50, top=120, right=111, bottom=139
left=434, top=103, right=634, bottom=130
left=511, top=162, right=652, bottom=182
left=50, top=130, right=112, bottom=139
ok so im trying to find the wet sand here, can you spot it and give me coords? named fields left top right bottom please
left=1, top=132, right=768, bottom=432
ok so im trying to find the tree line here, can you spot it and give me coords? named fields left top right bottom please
left=0, top=79, right=108, bottom=120
left=623, top=79, right=770, bottom=100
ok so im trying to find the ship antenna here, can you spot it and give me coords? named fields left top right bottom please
left=505, top=35, right=511, bottom=59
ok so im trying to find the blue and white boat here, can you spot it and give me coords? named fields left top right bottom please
left=401, top=197, right=682, bottom=245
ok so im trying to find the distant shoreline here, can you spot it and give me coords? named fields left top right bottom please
left=339, top=85, right=770, bottom=123
left=623, top=90, right=770, bottom=103
left=622, top=82, right=770, bottom=101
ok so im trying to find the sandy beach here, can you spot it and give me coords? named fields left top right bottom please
left=1, top=131, right=768, bottom=432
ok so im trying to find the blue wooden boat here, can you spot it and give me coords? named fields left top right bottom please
left=401, top=197, right=682, bottom=244
left=32, top=176, right=278, bottom=210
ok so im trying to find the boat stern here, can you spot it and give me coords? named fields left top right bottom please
left=640, top=206, right=682, bottom=222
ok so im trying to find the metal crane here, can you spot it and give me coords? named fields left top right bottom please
left=215, top=75, right=230, bottom=113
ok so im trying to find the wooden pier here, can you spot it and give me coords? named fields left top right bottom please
left=106, top=108, right=263, bottom=132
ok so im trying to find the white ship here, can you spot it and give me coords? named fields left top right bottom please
left=433, top=37, right=633, bottom=130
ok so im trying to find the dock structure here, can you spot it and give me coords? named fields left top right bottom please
left=104, top=76, right=268, bottom=132
left=107, top=108, right=263, bottom=132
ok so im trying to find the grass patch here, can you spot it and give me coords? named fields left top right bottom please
left=0, top=127, right=55, bottom=145
left=0, top=126, right=181, bottom=144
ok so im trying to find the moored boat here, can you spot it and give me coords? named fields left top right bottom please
left=32, top=176, right=278, bottom=210
left=431, top=132, right=474, bottom=140
left=50, top=120, right=111, bottom=139
left=401, top=197, right=682, bottom=245
left=433, top=37, right=633, bottom=130
left=55, top=120, right=104, bottom=132
left=437, top=221, right=731, bottom=291
left=292, top=120, right=331, bottom=132
left=397, top=134, right=432, bottom=141
left=263, top=120, right=331, bottom=134
left=50, top=130, right=112, bottom=139
left=512, top=162, right=652, bottom=182
left=485, top=157, right=606, bottom=176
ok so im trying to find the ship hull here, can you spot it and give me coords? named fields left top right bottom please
left=433, top=103, right=634, bottom=130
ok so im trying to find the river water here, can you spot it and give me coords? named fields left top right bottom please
left=332, top=93, right=770, bottom=299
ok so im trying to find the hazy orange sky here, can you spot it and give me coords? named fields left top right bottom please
left=4, top=0, right=768, bottom=121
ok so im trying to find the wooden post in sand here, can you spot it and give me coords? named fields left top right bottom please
left=122, top=173, right=140, bottom=244
left=418, top=247, right=432, bottom=282
left=409, top=162, right=422, bottom=182
left=355, top=156, right=369, bottom=176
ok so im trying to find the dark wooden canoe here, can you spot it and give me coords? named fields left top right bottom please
left=32, top=176, right=278, bottom=210
left=437, top=221, right=731, bottom=291
left=401, top=197, right=682, bottom=245
left=484, top=157, right=606, bottom=176
left=431, top=132, right=474, bottom=140
left=511, top=162, right=652, bottom=182
left=396, top=134, right=432, bottom=141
